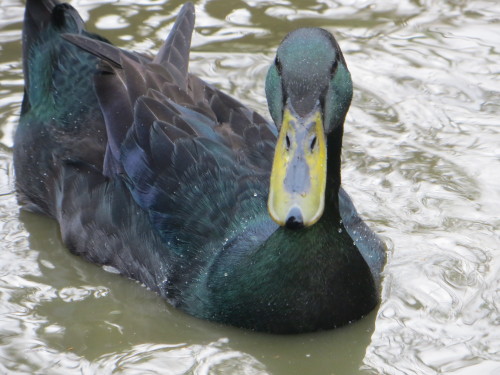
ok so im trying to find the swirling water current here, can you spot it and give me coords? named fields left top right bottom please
left=0, top=0, right=499, bottom=374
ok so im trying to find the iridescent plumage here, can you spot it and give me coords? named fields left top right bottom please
left=14, top=0, right=385, bottom=333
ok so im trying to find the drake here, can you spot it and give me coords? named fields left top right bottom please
left=14, top=0, right=386, bottom=333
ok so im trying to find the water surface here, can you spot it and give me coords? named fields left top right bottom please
left=0, top=0, right=499, bottom=374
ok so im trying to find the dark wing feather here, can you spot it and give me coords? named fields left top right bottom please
left=149, top=120, right=183, bottom=164
left=62, top=34, right=122, bottom=68
left=93, top=65, right=133, bottom=175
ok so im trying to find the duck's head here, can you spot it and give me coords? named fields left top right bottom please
left=266, top=28, right=353, bottom=229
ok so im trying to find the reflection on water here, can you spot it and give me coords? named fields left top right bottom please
left=1, top=0, right=499, bottom=374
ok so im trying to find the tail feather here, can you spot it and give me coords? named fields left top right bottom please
left=23, top=1, right=87, bottom=92
left=22, top=1, right=95, bottom=118
left=22, top=0, right=59, bottom=85
left=16, top=0, right=109, bottom=215
left=153, top=2, right=195, bottom=91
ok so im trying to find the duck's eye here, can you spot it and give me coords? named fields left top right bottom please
left=285, top=134, right=291, bottom=150
left=310, top=136, right=317, bottom=151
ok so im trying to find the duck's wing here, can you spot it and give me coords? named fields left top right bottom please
left=65, top=3, right=277, bottom=251
left=339, top=187, right=386, bottom=289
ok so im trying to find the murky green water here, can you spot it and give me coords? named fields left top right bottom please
left=1, top=0, right=499, bottom=374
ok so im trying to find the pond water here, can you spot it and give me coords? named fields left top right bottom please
left=1, top=0, right=499, bottom=374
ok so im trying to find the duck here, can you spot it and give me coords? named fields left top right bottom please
left=14, top=0, right=386, bottom=334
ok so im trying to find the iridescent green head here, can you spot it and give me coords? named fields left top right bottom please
left=266, top=28, right=353, bottom=229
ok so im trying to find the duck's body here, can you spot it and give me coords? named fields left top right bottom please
left=14, top=0, right=385, bottom=333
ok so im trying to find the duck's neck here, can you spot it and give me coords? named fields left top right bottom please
left=325, top=124, right=343, bottom=212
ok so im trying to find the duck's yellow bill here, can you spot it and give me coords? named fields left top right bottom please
left=268, top=106, right=327, bottom=229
